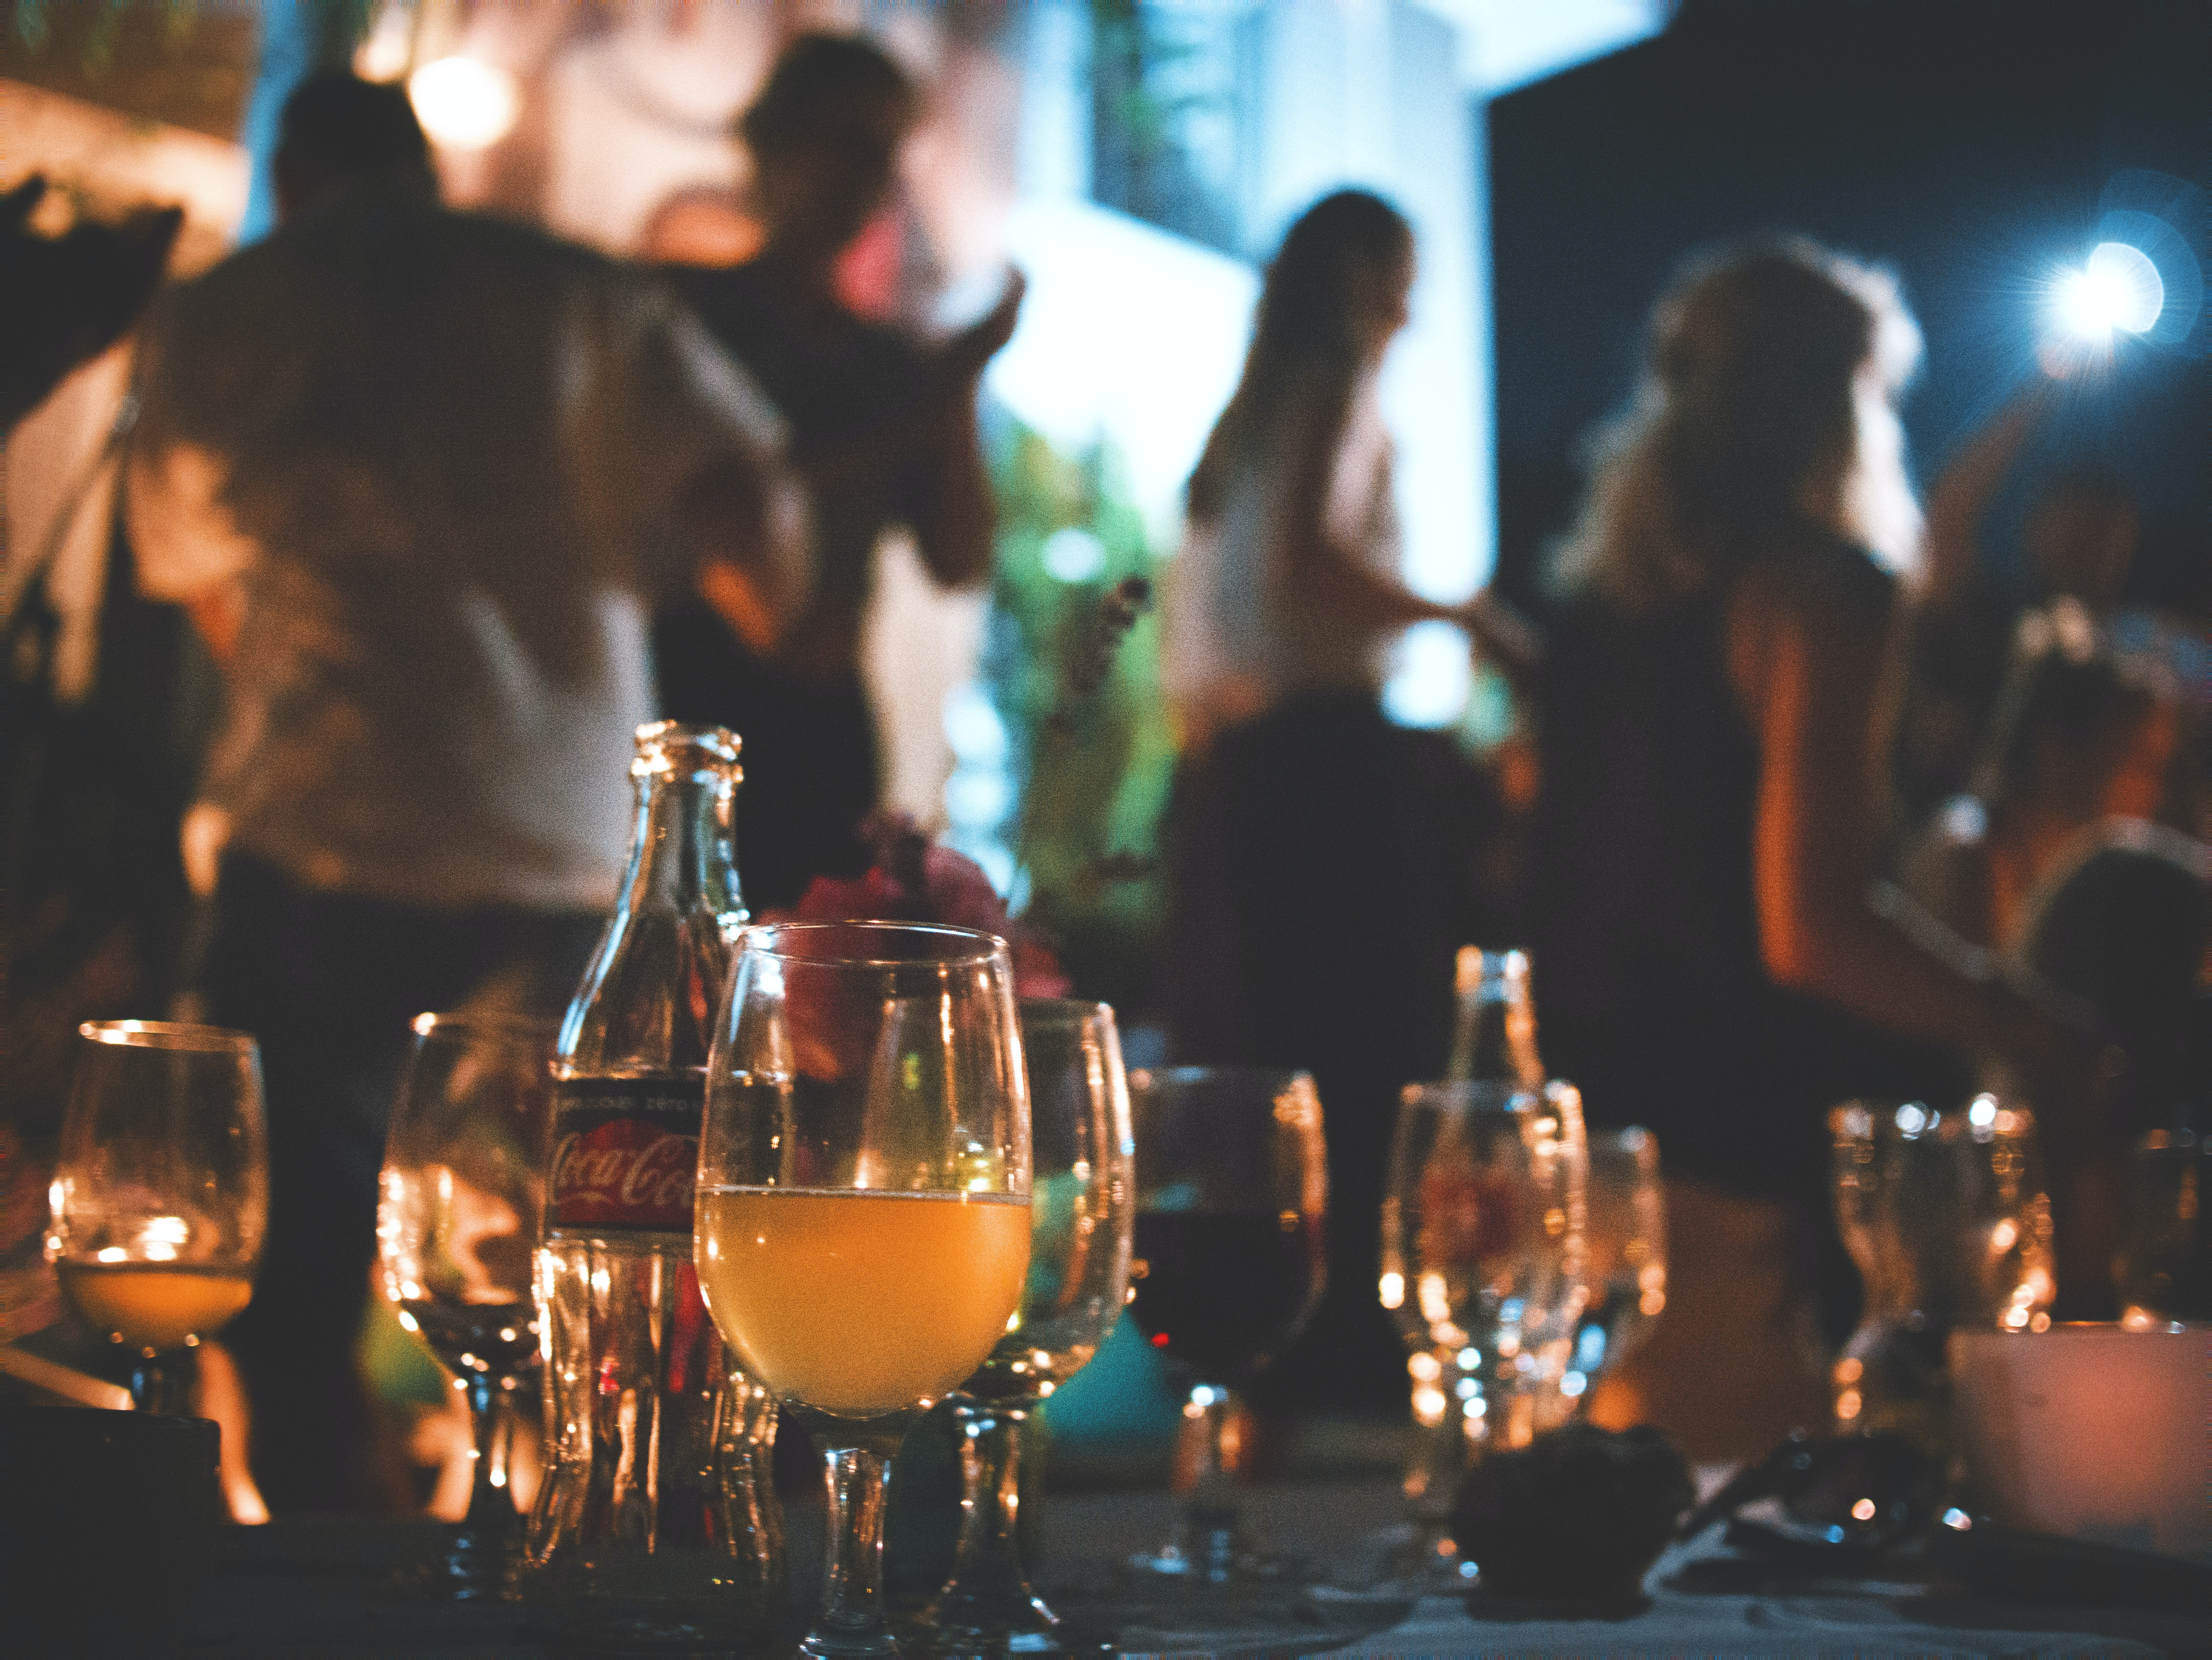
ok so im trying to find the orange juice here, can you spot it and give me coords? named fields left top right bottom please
left=696, top=1187, right=1030, bottom=1417
left=59, top=1262, right=254, bottom=1350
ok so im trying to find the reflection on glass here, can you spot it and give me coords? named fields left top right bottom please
left=47, top=1021, right=267, bottom=1414
left=378, top=1012, right=555, bottom=1598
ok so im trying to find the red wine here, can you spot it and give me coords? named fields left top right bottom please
left=1128, top=1210, right=1324, bottom=1383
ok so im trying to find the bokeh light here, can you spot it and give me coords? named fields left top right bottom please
left=408, top=57, right=520, bottom=152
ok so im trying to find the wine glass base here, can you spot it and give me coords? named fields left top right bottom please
left=1124, top=1524, right=1303, bottom=1587
left=1352, top=1520, right=1481, bottom=1596
left=799, top=1626, right=903, bottom=1658
left=923, top=1588, right=1065, bottom=1654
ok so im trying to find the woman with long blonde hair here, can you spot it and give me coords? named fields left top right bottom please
left=1531, top=239, right=2091, bottom=1460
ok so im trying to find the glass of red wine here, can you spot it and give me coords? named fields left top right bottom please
left=1125, top=1066, right=1327, bottom=1582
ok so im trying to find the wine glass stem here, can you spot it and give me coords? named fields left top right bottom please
left=813, top=1442, right=896, bottom=1653
left=129, top=1353, right=173, bottom=1415
left=1175, top=1383, right=1246, bottom=1579
left=938, top=1397, right=1044, bottom=1620
left=463, top=1373, right=516, bottom=1529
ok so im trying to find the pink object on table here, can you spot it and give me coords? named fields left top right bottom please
left=1950, top=1323, right=2209, bottom=1560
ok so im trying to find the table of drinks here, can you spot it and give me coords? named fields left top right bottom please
left=17, top=723, right=2209, bottom=1654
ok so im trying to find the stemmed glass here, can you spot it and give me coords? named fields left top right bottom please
left=47, top=1021, right=268, bottom=1415
left=1377, top=1079, right=1585, bottom=1582
left=1125, top=1067, right=1328, bottom=1583
left=376, top=1012, right=555, bottom=1598
left=697, top=921, right=1032, bottom=1658
left=928, top=998, right=1135, bottom=1651
left=1537, top=1125, right=1666, bottom=1429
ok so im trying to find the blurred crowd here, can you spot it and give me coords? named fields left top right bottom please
left=3, top=27, right=2204, bottom=1516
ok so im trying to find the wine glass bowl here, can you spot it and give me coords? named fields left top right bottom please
left=1126, top=1066, right=1328, bottom=1582
left=46, top=1021, right=268, bottom=1413
left=697, top=920, right=1032, bottom=1658
left=927, top=997, right=1135, bottom=1650
left=376, top=1012, right=556, bottom=1597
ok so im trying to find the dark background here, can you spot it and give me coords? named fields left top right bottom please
left=1488, top=0, right=2207, bottom=614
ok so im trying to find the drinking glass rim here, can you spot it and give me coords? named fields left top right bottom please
left=1397, top=1077, right=1543, bottom=1111
left=410, top=1008, right=559, bottom=1041
left=1130, top=1064, right=1313, bottom=1092
left=78, top=1019, right=257, bottom=1054
left=741, top=919, right=1009, bottom=969
left=1018, top=996, right=1114, bottom=1026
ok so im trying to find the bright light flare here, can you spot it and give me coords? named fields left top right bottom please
left=408, top=57, right=519, bottom=152
left=2053, top=242, right=2164, bottom=342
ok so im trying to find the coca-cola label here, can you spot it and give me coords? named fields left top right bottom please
left=548, top=1076, right=705, bottom=1232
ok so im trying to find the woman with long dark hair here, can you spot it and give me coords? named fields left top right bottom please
left=1164, top=191, right=1529, bottom=1411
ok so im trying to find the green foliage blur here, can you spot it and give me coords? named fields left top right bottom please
left=983, top=417, right=1177, bottom=1016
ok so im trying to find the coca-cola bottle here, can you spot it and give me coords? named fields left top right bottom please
left=527, top=722, right=781, bottom=1646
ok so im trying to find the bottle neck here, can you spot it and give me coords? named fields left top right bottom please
left=619, top=758, right=745, bottom=931
left=1449, top=948, right=1542, bottom=1087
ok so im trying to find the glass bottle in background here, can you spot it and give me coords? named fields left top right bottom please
left=1394, top=948, right=1546, bottom=1559
left=1445, top=947, right=1543, bottom=1092
left=527, top=723, right=781, bottom=1649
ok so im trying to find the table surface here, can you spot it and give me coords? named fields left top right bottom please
left=157, top=1480, right=2207, bottom=1657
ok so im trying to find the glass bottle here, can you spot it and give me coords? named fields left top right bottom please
left=526, top=722, right=782, bottom=1648
left=1446, top=946, right=1544, bottom=1092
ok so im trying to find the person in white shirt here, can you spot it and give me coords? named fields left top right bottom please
left=126, top=71, right=801, bottom=1512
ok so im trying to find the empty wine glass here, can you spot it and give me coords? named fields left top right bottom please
left=1377, top=1079, right=1585, bottom=1583
left=1125, top=1067, right=1328, bottom=1583
left=47, top=1021, right=268, bottom=1415
left=377, top=1012, right=555, bottom=1598
left=1537, top=1125, right=1665, bottom=1429
left=928, top=998, right=1135, bottom=1651
left=697, top=921, right=1032, bottom=1658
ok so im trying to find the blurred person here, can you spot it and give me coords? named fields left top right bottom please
left=1897, top=374, right=2204, bottom=822
left=1901, top=610, right=2194, bottom=953
left=635, top=181, right=761, bottom=269
left=3, top=181, right=198, bottom=1365
left=1529, top=239, right=2101, bottom=1462
left=1161, top=190, right=1531, bottom=1414
left=657, top=31, right=1021, bottom=909
left=125, top=72, right=801, bottom=1512
left=0, top=174, right=180, bottom=436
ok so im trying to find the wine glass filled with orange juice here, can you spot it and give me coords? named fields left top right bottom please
left=47, top=1022, right=268, bottom=1412
left=697, top=922, right=1031, bottom=1659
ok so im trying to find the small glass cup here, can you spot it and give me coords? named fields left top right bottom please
left=46, top=1022, right=267, bottom=1415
